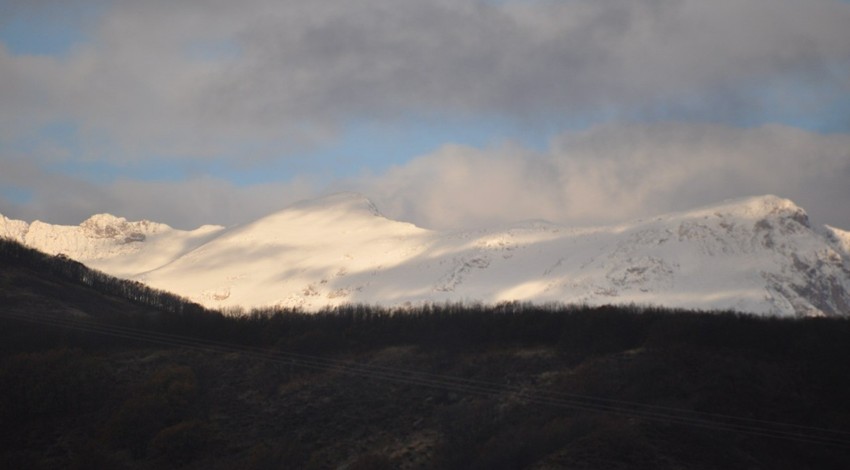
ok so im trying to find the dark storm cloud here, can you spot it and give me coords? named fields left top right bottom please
left=209, top=0, right=850, bottom=127
left=3, top=0, right=849, bottom=159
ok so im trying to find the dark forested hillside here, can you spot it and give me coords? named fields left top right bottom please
left=2, top=237, right=850, bottom=469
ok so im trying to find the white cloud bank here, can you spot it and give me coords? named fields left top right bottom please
left=3, top=123, right=849, bottom=231
left=360, top=123, right=850, bottom=230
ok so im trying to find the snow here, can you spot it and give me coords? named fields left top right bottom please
left=0, top=211, right=224, bottom=278
left=825, top=225, right=850, bottom=256
left=0, top=214, right=29, bottom=240
left=2, top=193, right=849, bottom=317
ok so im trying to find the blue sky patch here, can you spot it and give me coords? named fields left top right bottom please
left=0, top=3, right=103, bottom=56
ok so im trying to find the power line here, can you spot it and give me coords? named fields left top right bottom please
left=3, top=310, right=849, bottom=448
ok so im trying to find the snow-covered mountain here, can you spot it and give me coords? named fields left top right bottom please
left=0, top=212, right=225, bottom=278
left=2, top=193, right=849, bottom=317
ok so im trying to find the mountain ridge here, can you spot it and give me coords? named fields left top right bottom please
left=1, top=194, right=848, bottom=316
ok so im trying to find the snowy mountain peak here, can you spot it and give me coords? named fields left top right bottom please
left=79, top=214, right=169, bottom=242
left=675, top=195, right=808, bottom=226
left=0, top=212, right=29, bottom=240
left=288, top=192, right=383, bottom=217
left=81, top=213, right=127, bottom=225
left=3, top=195, right=848, bottom=317
left=217, top=192, right=409, bottom=247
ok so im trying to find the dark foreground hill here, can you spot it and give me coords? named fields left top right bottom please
left=2, top=238, right=850, bottom=469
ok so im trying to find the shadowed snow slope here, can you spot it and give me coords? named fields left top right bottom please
left=2, top=193, right=849, bottom=316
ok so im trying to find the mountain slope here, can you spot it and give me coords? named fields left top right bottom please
left=2, top=194, right=849, bottom=316
left=136, top=193, right=433, bottom=308
left=5, top=252, right=850, bottom=469
left=0, top=237, right=200, bottom=324
left=1, top=213, right=224, bottom=278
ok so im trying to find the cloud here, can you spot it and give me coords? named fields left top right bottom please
left=357, top=123, right=850, bottom=230
left=3, top=123, right=849, bottom=231
left=0, top=158, right=316, bottom=229
left=351, top=143, right=564, bottom=229
left=2, top=1, right=849, bottom=232
left=2, top=0, right=849, bottom=162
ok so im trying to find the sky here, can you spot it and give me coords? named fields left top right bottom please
left=1, top=0, right=849, bottom=231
